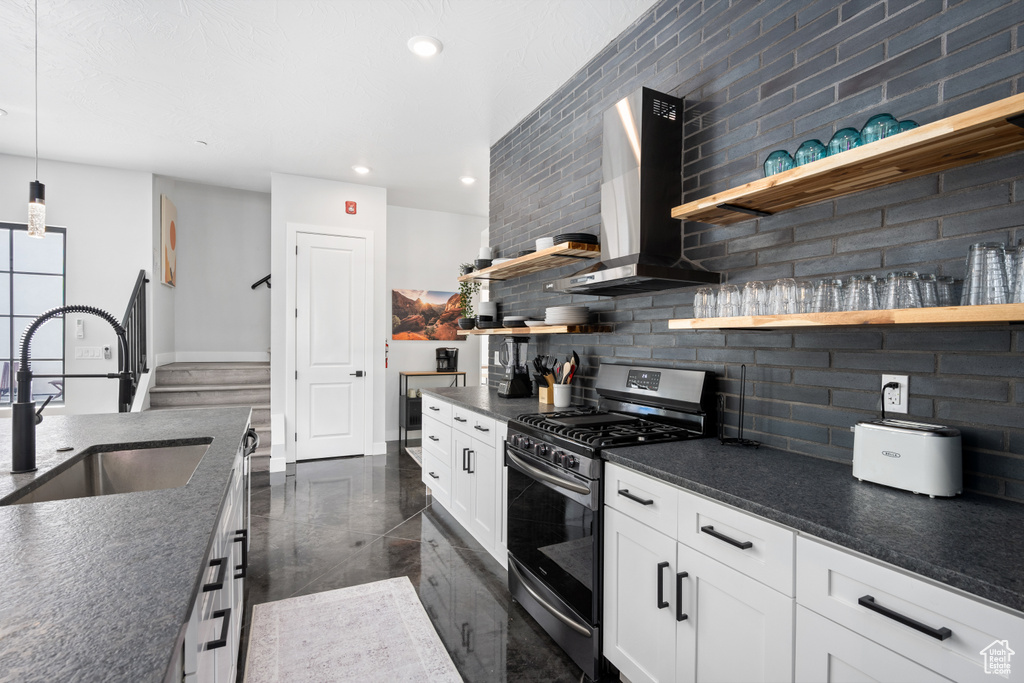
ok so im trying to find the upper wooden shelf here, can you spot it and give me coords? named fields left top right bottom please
left=458, top=242, right=599, bottom=282
left=457, top=324, right=611, bottom=336
left=671, top=94, right=1024, bottom=226
left=667, top=303, right=1024, bottom=330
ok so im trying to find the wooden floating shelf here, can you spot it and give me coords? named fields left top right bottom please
left=668, top=303, right=1024, bottom=330
left=457, top=324, right=612, bottom=336
left=458, top=242, right=599, bottom=282
left=671, top=94, right=1024, bottom=226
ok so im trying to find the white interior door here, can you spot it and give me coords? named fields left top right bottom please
left=296, top=232, right=367, bottom=460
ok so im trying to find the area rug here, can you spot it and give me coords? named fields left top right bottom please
left=405, top=446, right=423, bottom=465
left=244, top=577, right=462, bottom=682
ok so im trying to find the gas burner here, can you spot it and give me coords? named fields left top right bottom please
left=514, top=410, right=699, bottom=448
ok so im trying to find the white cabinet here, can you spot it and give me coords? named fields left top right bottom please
left=603, top=463, right=794, bottom=683
left=421, top=396, right=508, bottom=566
left=183, top=446, right=246, bottom=683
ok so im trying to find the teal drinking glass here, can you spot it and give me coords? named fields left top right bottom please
left=794, top=139, right=827, bottom=166
left=828, top=127, right=862, bottom=155
left=860, top=113, right=899, bottom=143
left=898, top=119, right=919, bottom=133
left=764, top=150, right=795, bottom=176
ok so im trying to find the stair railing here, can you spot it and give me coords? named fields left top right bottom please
left=119, top=270, right=149, bottom=412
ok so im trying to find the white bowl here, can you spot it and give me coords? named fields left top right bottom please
left=523, top=320, right=549, bottom=327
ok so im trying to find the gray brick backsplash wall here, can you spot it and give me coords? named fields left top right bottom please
left=486, top=0, right=1024, bottom=500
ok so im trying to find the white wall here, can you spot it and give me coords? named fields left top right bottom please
left=385, top=206, right=485, bottom=440
left=0, top=153, right=152, bottom=415
left=270, top=173, right=388, bottom=472
left=151, top=178, right=271, bottom=363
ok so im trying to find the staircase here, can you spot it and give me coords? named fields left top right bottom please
left=148, top=362, right=271, bottom=462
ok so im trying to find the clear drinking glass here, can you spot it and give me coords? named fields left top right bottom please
left=812, top=279, right=844, bottom=312
left=1011, top=243, right=1024, bottom=304
left=764, top=150, right=795, bottom=176
left=844, top=275, right=878, bottom=311
left=717, top=284, right=741, bottom=318
left=935, top=276, right=957, bottom=307
left=794, top=281, right=815, bottom=313
left=741, top=281, right=769, bottom=316
left=1006, top=242, right=1020, bottom=301
left=693, top=287, right=716, bottom=318
left=769, top=278, right=798, bottom=315
left=882, top=271, right=922, bottom=309
left=961, top=242, right=1010, bottom=305
left=918, top=273, right=939, bottom=307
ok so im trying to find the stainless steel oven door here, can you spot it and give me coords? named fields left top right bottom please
left=505, top=442, right=598, bottom=624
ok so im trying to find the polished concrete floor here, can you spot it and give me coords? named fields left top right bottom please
left=239, top=443, right=584, bottom=682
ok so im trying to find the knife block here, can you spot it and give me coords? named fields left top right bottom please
left=538, top=386, right=553, bottom=405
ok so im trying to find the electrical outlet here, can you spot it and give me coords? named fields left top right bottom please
left=881, top=374, right=909, bottom=414
left=103, top=345, right=112, bottom=360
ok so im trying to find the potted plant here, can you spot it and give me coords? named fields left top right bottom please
left=458, top=267, right=480, bottom=329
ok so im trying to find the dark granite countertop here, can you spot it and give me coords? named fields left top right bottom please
left=0, top=407, right=252, bottom=682
left=423, top=388, right=1024, bottom=614
left=421, top=386, right=564, bottom=423
left=604, top=440, right=1024, bottom=614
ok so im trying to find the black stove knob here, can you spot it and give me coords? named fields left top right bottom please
left=511, top=435, right=521, bottom=447
left=565, top=454, right=578, bottom=469
left=552, top=451, right=565, bottom=466
left=535, top=444, right=547, bottom=458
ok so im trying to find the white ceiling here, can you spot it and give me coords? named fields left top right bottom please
left=0, top=0, right=659, bottom=216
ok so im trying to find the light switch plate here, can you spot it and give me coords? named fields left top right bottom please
left=74, top=347, right=103, bottom=360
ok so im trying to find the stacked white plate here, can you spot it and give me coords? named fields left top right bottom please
left=545, top=305, right=589, bottom=325
left=536, top=237, right=555, bottom=251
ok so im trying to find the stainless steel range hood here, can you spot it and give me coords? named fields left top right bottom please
left=546, top=87, right=720, bottom=296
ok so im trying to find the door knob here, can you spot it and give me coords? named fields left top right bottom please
left=350, top=371, right=364, bottom=377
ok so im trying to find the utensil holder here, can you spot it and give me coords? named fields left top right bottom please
left=552, top=384, right=571, bottom=408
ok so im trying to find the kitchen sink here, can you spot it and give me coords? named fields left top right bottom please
left=1, top=439, right=213, bottom=506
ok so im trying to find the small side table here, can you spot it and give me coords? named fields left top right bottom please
left=399, top=371, right=467, bottom=450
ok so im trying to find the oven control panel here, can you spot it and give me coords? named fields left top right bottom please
left=626, top=369, right=661, bottom=391
left=509, top=434, right=580, bottom=471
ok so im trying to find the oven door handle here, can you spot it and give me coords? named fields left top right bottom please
left=505, top=449, right=590, bottom=495
left=508, top=557, right=593, bottom=638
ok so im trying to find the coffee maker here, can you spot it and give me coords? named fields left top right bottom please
left=497, top=336, right=531, bottom=398
left=436, top=348, right=458, bottom=372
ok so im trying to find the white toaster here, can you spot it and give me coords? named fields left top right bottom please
left=852, top=419, right=962, bottom=498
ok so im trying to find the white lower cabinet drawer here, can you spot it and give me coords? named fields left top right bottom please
left=678, top=489, right=795, bottom=596
left=421, top=415, right=451, bottom=457
left=422, top=448, right=452, bottom=509
left=452, top=405, right=496, bottom=445
left=605, top=462, right=679, bottom=539
left=796, top=537, right=1024, bottom=683
left=422, top=394, right=452, bottom=422
left=796, top=606, right=952, bottom=682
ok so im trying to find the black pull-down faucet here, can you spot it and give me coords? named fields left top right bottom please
left=11, top=305, right=132, bottom=473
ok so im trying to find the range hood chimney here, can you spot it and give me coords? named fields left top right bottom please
left=545, top=87, right=720, bottom=296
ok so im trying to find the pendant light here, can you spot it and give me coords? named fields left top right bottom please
left=27, top=0, right=45, bottom=238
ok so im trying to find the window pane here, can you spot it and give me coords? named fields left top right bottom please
left=12, top=274, right=63, bottom=316
left=0, top=230, right=10, bottom=272
left=13, top=230, right=63, bottom=274
left=28, top=360, right=64, bottom=403
left=0, top=276, right=9, bottom=315
left=0, top=316, right=10, bottom=359
left=13, top=315, right=63, bottom=359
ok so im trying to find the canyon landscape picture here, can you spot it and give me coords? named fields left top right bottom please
left=391, top=289, right=461, bottom=340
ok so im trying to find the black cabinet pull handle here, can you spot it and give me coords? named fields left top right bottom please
left=467, top=449, right=475, bottom=474
left=428, top=435, right=439, bottom=441
left=676, top=572, right=689, bottom=621
left=454, top=416, right=467, bottom=423
left=429, top=406, right=440, bottom=411
left=474, top=424, right=489, bottom=432
left=656, top=561, right=670, bottom=609
left=700, top=525, right=753, bottom=550
left=203, top=557, right=227, bottom=592
left=233, top=529, right=247, bottom=579
left=462, top=447, right=468, bottom=471
left=203, top=608, right=231, bottom=650
left=618, top=489, right=654, bottom=506
left=858, top=595, right=952, bottom=641
left=428, top=471, right=440, bottom=479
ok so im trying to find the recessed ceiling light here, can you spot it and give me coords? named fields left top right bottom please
left=408, top=35, right=443, bottom=58
left=352, top=165, right=371, bottom=175
left=460, top=176, right=476, bottom=185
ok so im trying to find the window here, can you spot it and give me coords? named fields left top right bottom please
left=0, top=222, right=66, bottom=404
